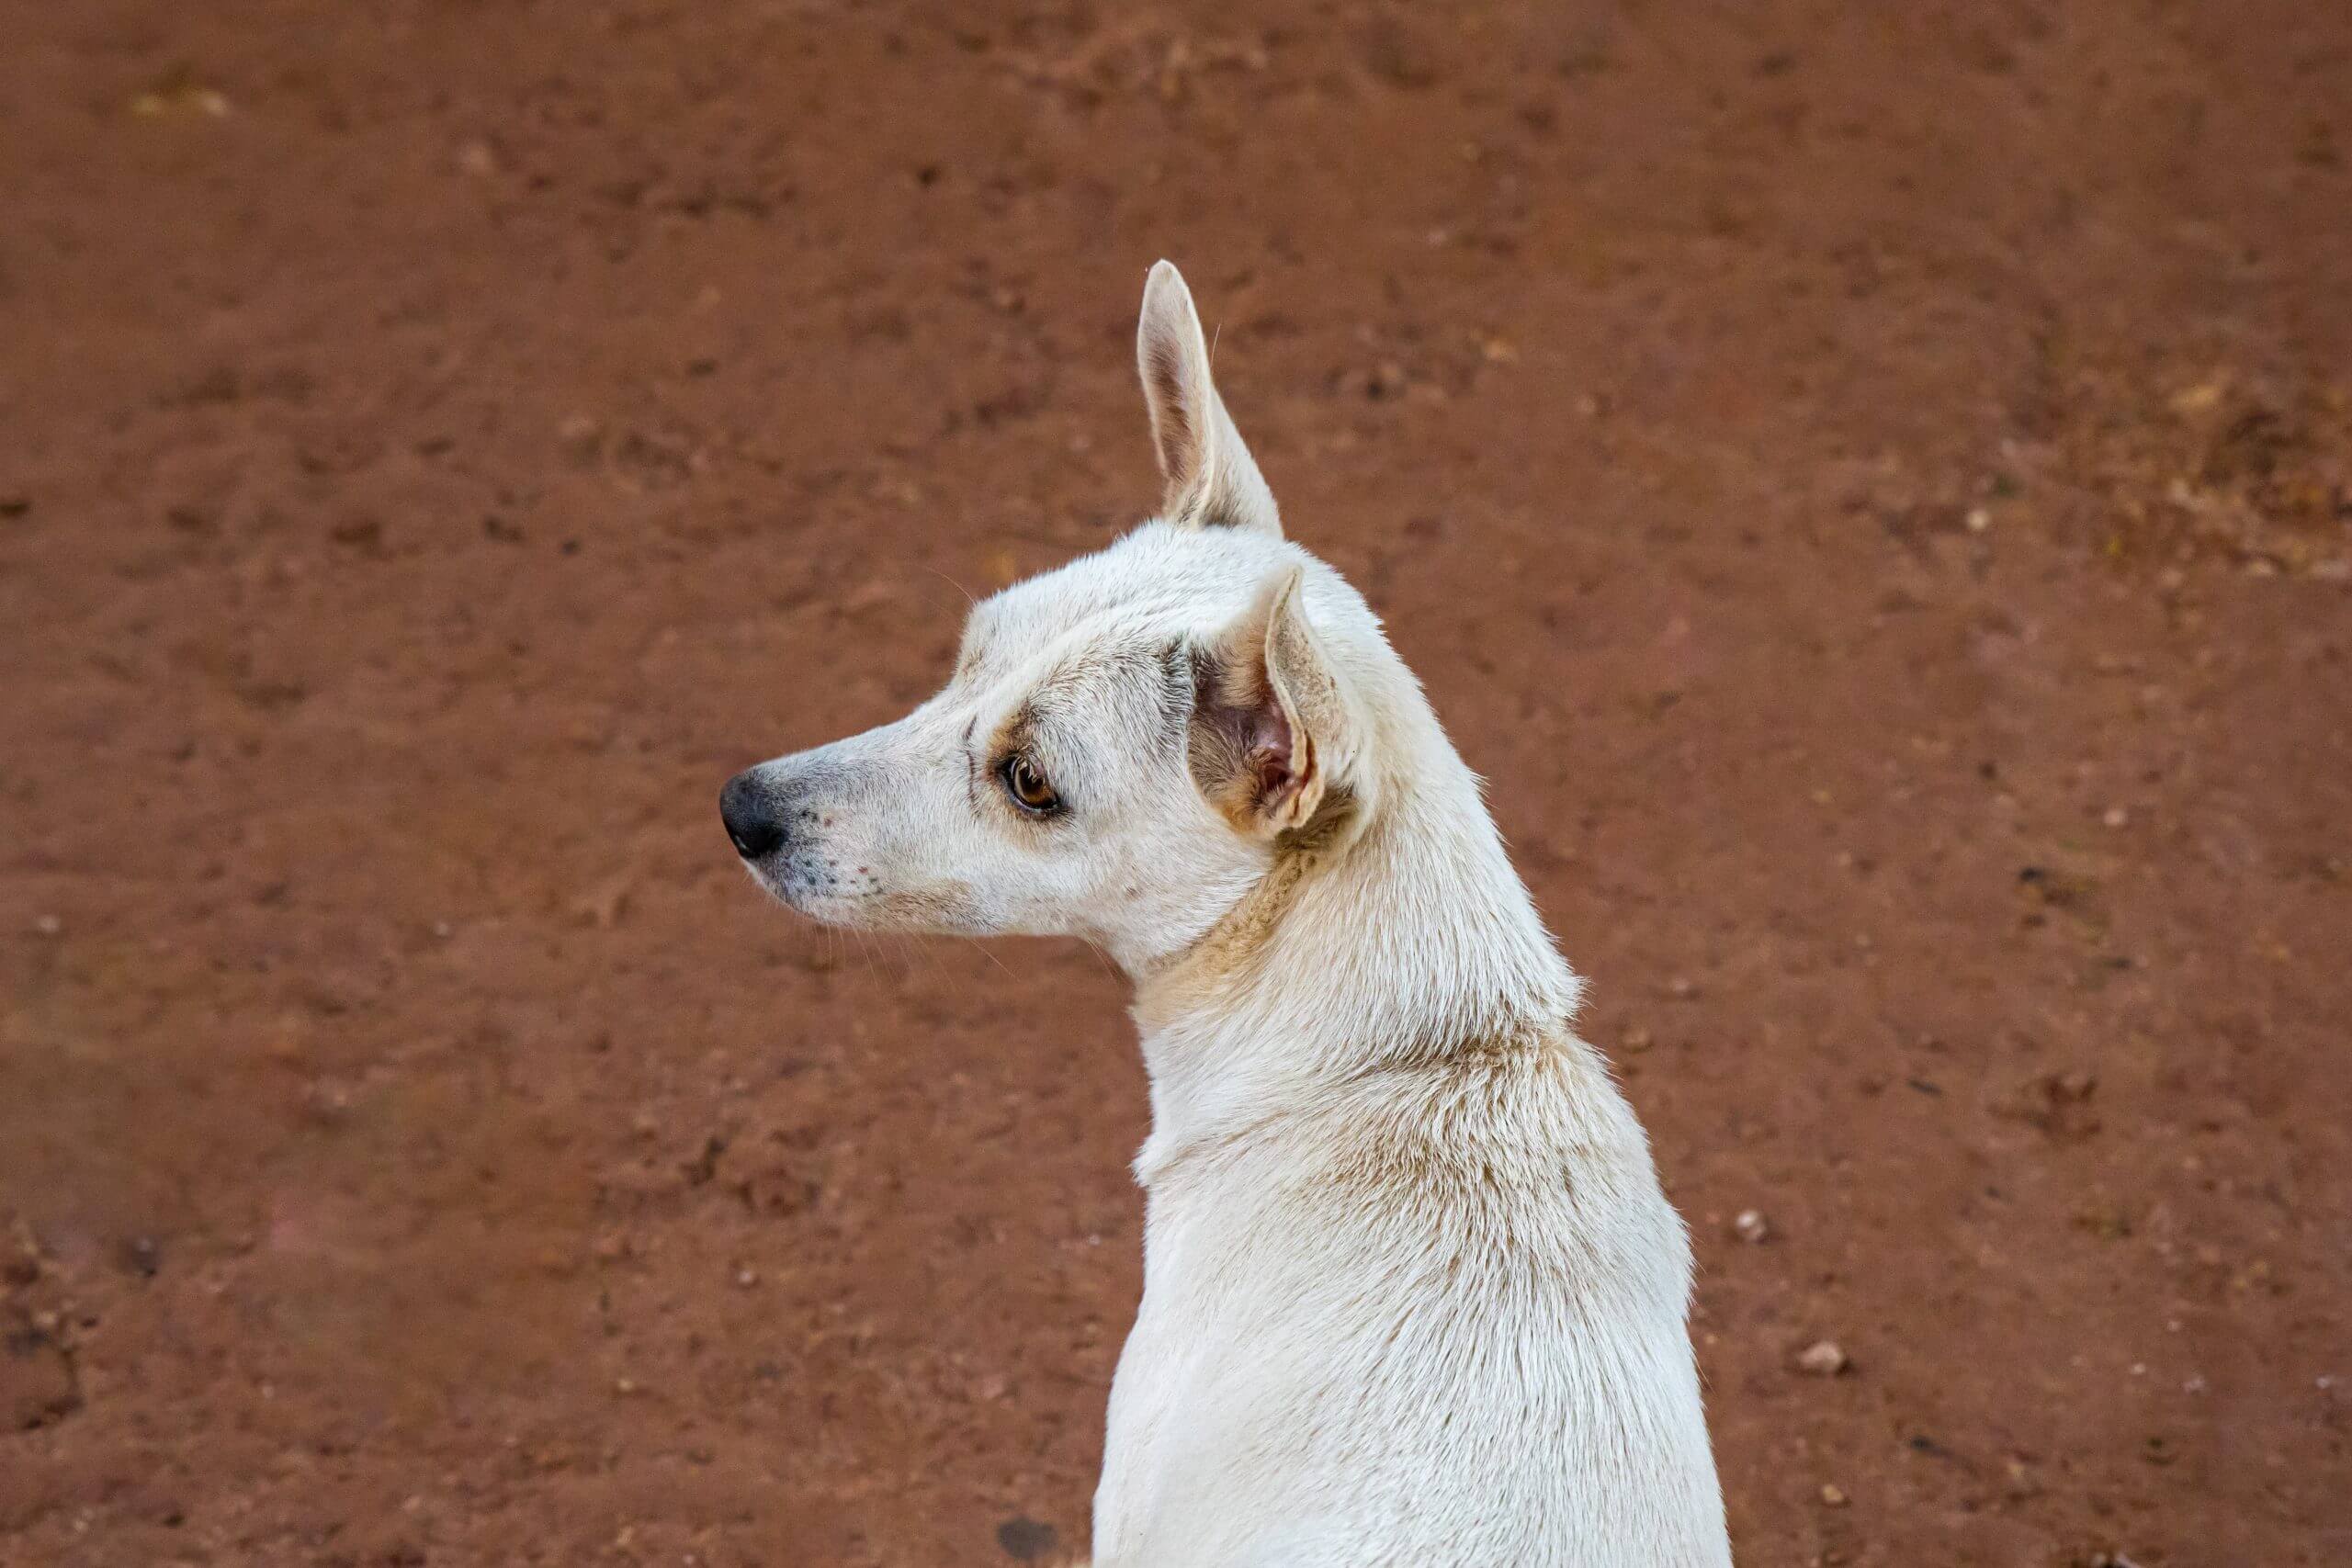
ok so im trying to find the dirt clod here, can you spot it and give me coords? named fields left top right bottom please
left=1797, top=1341, right=1850, bottom=1378
left=3, top=1314, right=80, bottom=1429
left=996, top=1517, right=1059, bottom=1561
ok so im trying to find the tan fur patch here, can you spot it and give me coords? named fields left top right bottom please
left=1134, top=785, right=1360, bottom=1030
left=866, top=882, right=980, bottom=931
left=1141, top=1014, right=1588, bottom=1193
left=989, top=700, right=1041, bottom=765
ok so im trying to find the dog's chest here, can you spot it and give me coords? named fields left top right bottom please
left=1092, top=1204, right=1353, bottom=1564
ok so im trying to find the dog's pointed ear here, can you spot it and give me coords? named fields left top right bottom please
left=1136, top=260, right=1282, bottom=538
left=1190, top=565, right=1362, bottom=837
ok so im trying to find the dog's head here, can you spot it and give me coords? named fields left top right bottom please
left=722, top=263, right=1387, bottom=969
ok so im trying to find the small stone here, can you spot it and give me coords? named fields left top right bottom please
left=2103, top=807, right=2130, bottom=829
left=1668, top=976, right=1698, bottom=998
left=1732, top=1210, right=1770, bottom=1244
left=1621, top=1027, right=1653, bottom=1055
left=1818, top=1483, right=1849, bottom=1507
left=734, top=1268, right=759, bottom=1289
left=1797, top=1339, right=1849, bottom=1377
left=31, top=915, right=62, bottom=937
left=995, top=1516, right=1058, bottom=1562
left=1965, top=507, right=1991, bottom=533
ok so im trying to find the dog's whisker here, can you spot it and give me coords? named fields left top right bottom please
left=961, top=937, right=1016, bottom=984
left=921, top=564, right=978, bottom=609
left=1076, top=935, right=1119, bottom=985
left=922, top=935, right=969, bottom=999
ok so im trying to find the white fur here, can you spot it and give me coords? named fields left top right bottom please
left=726, top=264, right=1732, bottom=1566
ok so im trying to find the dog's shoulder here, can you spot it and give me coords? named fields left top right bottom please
left=1160, top=1026, right=1690, bottom=1310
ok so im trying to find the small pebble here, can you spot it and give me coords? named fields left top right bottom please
left=1797, top=1340, right=1849, bottom=1377
left=32, top=914, right=62, bottom=936
left=735, top=1268, right=759, bottom=1289
left=1733, top=1210, right=1770, bottom=1244
left=1819, top=1483, right=1849, bottom=1507
left=2103, top=807, right=2130, bottom=829
left=1621, top=1027, right=1654, bottom=1054
left=1965, top=507, right=1991, bottom=532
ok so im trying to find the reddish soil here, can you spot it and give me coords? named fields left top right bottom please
left=4, top=3, right=2348, bottom=1564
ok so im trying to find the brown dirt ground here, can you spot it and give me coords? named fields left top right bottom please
left=4, top=3, right=2349, bottom=1564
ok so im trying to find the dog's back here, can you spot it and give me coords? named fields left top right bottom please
left=1096, top=1033, right=1724, bottom=1567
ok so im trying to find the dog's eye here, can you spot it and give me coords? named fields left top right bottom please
left=1000, top=755, right=1062, bottom=816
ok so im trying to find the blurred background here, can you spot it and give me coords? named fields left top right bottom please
left=3, top=2, right=2348, bottom=1564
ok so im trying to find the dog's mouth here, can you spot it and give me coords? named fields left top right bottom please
left=737, top=852, right=983, bottom=935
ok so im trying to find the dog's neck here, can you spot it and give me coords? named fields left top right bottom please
left=1126, top=708, right=1581, bottom=1185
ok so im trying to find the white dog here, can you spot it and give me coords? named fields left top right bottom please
left=721, top=263, right=1732, bottom=1567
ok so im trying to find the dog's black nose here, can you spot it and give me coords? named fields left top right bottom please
left=720, top=771, right=786, bottom=861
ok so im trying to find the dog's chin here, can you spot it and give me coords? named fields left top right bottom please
left=739, top=857, right=841, bottom=922
left=739, top=858, right=985, bottom=936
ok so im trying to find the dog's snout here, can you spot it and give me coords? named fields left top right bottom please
left=720, top=770, right=787, bottom=861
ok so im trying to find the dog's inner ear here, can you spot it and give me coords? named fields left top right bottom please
left=1189, top=567, right=1352, bottom=837
left=1136, top=261, right=1283, bottom=538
